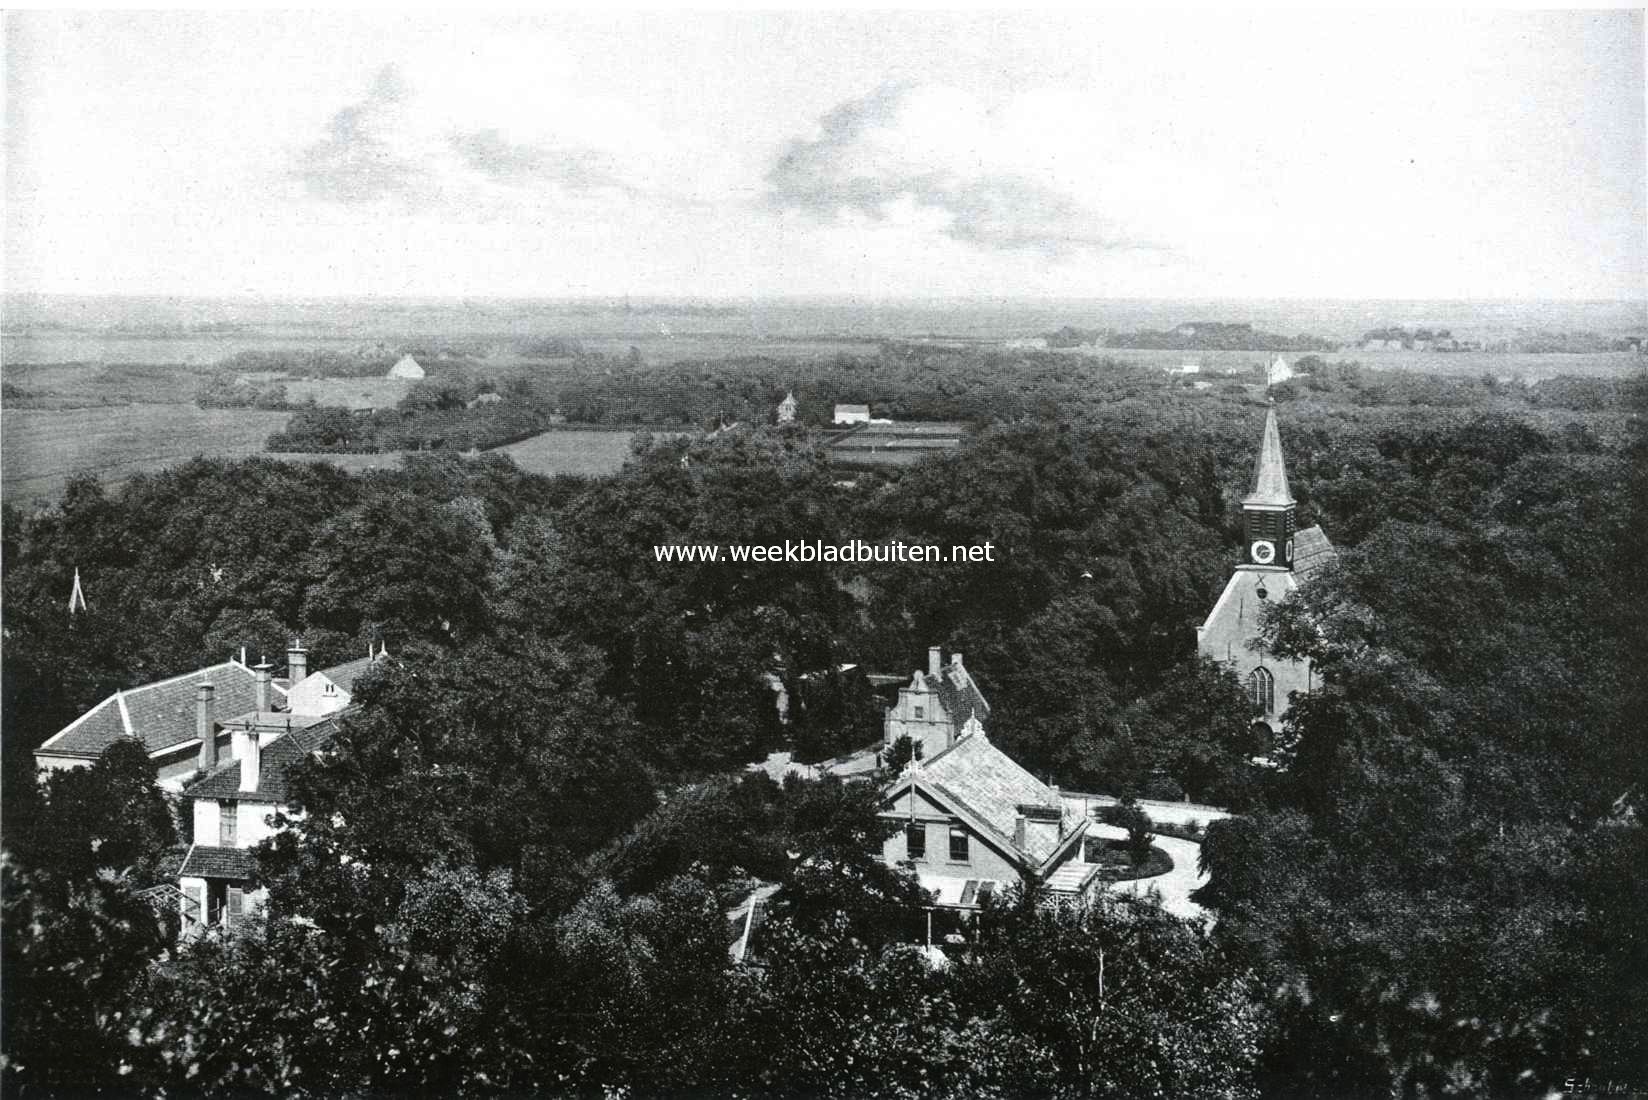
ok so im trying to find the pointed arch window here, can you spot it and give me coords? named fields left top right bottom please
left=1248, top=667, right=1276, bottom=715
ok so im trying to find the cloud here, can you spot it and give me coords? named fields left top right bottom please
left=767, top=82, right=1151, bottom=257
left=291, top=66, right=645, bottom=213
left=292, top=65, right=432, bottom=205
left=447, top=128, right=634, bottom=196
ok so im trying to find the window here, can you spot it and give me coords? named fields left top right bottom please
left=906, top=823, right=926, bottom=860
left=912, top=705, right=924, bottom=719
left=219, top=801, right=238, bottom=846
left=1248, top=667, right=1275, bottom=715
left=949, top=825, right=970, bottom=862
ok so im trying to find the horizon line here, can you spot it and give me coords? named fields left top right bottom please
left=7, top=291, right=1647, bottom=306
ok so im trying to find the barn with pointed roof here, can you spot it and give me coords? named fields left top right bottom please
left=387, top=354, right=425, bottom=380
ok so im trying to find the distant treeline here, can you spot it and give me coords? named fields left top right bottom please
left=1047, top=320, right=1338, bottom=352
left=1360, top=326, right=1644, bottom=353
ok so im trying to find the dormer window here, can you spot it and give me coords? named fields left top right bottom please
left=913, top=705, right=924, bottom=719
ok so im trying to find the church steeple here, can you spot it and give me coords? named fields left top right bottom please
left=1240, top=405, right=1297, bottom=569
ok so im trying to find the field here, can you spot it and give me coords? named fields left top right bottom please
left=2, top=404, right=293, bottom=505
left=493, top=430, right=639, bottom=477
left=282, top=377, right=412, bottom=410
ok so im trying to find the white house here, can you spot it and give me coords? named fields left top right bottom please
left=177, top=710, right=340, bottom=931
left=1267, top=355, right=1294, bottom=387
left=834, top=403, right=871, bottom=425
left=777, top=391, right=798, bottom=423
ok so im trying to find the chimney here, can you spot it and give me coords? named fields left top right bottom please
left=254, top=656, right=273, bottom=713
left=951, top=652, right=964, bottom=672
left=195, top=680, right=217, bottom=770
left=928, top=646, right=942, bottom=677
left=239, top=721, right=260, bottom=792
left=287, top=637, right=308, bottom=686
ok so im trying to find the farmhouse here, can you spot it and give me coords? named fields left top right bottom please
left=1197, top=406, right=1337, bottom=732
left=777, top=391, right=797, bottom=423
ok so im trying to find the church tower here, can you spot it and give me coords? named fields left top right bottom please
left=1197, top=406, right=1336, bottom=732
left=1241, top=405, right=1297, bottom=570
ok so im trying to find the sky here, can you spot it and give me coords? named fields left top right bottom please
left=4, top=9, right=1644, bottom=300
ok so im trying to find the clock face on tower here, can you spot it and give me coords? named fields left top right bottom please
left=1250, top=539, right=1276, bottom=564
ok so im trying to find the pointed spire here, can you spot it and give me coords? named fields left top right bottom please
left=1243, top=404, right=1295, bottom=507
left=68, top=568, right=88, bottom=614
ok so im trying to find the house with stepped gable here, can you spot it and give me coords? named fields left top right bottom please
left=875, top=646, right=1103, bottom=910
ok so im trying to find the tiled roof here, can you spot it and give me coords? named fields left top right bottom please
left=179, top=845, right=255, bottom=880
left=1293, top=525, right=1337, bottom=577
left=185, top=717, right=339, bottom=804
left=920, top=731, right=1073, bottom=865
left=314, top=656, right=376, bottom=694
left=928, top=662, right=989, bottom=738
left=37, top=660, right=284, bottom=759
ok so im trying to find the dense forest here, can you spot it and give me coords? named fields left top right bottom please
left=3, top=359, right=1644, bottom=1097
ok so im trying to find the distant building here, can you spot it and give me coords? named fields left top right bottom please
left=387, top=354, right=426, bottom=380
left=1167, top=358, right=1201, bottom=375
left=466, top=391, right=503, bottom=409
left=1267, top=355, right=1294, bottom=387
left=1196, top=407, right=1337, bottom=733
left=834, top=403, right=871, bottom=425
left=1001, top=336, right=1049, bottom=351
left=777, top=391, right=797, bottom=423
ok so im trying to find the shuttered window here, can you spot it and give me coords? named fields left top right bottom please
left=219, top=801, right=238, bottom=846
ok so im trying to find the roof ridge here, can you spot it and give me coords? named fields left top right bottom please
left=114, top=691, right=134, bottom=736
left=132, top=660, right=251, bottom=695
